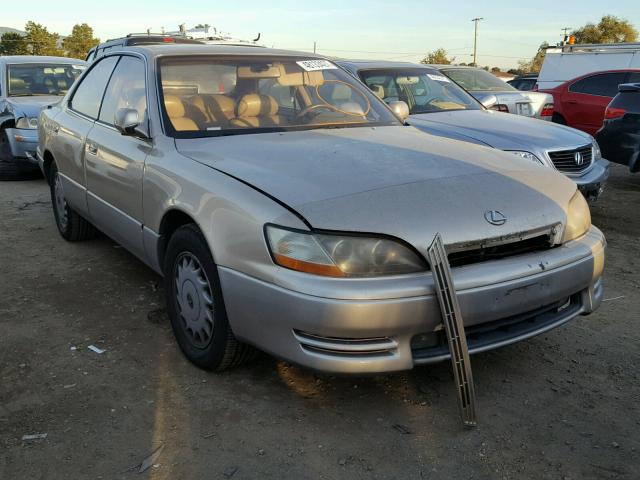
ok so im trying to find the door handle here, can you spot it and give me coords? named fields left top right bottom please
left=86, top=144, right=98, bottom=156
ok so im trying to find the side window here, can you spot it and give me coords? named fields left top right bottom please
left=69, top=56, right=118, bottom=119
left=99, top=56, right=147, bottom=125
left=627, top=72, right=640, bottom=84
left=569, top=73, right=628, bottom=97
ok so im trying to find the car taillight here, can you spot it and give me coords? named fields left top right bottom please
left=541, top=103, right=554, bottom=117
left=604, top=107, right=626, bottom=119
left=163, top=37, right=176, bottom=43
left=490, top=104, right=509, bottom=113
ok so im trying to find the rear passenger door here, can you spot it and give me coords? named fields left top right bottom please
left=565, top=72, right=628, bottom=134
left=85, top=55, right=150, bottom=260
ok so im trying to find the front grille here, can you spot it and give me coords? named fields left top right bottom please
left=448, top=234, right=554, bottom=268
left=548, top=145, right=592, bottom=174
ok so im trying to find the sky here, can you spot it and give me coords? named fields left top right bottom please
left=4, top=0, right=640, bottom=69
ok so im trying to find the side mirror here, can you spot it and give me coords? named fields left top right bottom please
left=114, top=108, right=141, bottom=136
left=476, top=94, right=498, bottom=109
left=387, top=101, right=410, bottom=123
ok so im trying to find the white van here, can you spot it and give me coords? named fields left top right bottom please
left=538, top=42, right=640, bottom=90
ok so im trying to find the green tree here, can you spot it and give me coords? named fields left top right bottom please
left=0, top=32, right=29, bottom=55
left=491, top=66, right=501, bottom=73
left=517, top=42, right=549, bottom=73
left=63, top=23, right=99, bottom=59
left=421, top=48, right=454, bottom=65
left=572, top=15, right=638, bottom=43
left=24, top=21, right=62, bottom=56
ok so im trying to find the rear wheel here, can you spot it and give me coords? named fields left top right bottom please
left=164, top=224, right=254, bottom=371
left=50, top=162, right=97, bottom=241
left=552, top=113, right=567, bottom=125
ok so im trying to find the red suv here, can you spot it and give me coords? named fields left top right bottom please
left=542, top=69, right=640, bottom=135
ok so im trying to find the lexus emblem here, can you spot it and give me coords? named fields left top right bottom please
left=574, top=152, right=584, bottom=166
left=484, top=210, right=507, bottom=226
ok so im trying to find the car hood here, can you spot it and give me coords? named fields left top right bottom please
left=409, top=110, right=592, bottom=151
left=176, top=126, right=575, bottom=249
left=3, top=96, right=62, bottom=117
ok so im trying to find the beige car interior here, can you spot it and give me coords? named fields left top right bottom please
left=163, top=62, right=334, bottom=132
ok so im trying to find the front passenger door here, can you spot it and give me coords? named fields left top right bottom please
left=85, top=55, right=150, bottom=260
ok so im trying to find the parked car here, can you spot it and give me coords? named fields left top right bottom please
left=595, top=82, right=640, bottom=172
left=338, top=60, right=609, bottom=201
left=508, top=74, right=538, bottom=91
left=541, top=69, right=640, bottom=135
left=85, top=33, right=203, bottom=62
left=0, top=56, right=86, bottom=180
left=537, top=42, right=640, bottom=91
left=39, top=45, right=605, bottom=374
left=428, top=65, right=554, bottom=120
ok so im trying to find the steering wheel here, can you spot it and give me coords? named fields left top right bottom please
left=295, top=104, right=339, bottom=119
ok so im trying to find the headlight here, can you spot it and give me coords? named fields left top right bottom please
left=15, top=117, right=38, bottom=129
left=506, top=150, right=543, bottom=164
left=265, top=225, right=427, bottom=277
left=592, top=139, right=602, bottom=161
left=562, top=191, right=591, bottom=243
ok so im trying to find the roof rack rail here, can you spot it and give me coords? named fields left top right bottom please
left=546, top=42, right=640, bottom=53
left=125, top=32, right=187, bottom=38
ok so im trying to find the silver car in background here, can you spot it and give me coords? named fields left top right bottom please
left=338, top=60, right=610, bottom=201
left=430, top=65, right=554, bottom=121
left=38, top=45, right=605, bottom=374
left=0, top=56, right=86, bottom=179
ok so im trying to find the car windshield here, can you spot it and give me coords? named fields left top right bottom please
left=158, top=56, right=399, bottom=137
left=441, top=68, right=516, bottom=92
left=7, top=63, right=86, bottom=97
left=359, top=68, right=481, bottom=114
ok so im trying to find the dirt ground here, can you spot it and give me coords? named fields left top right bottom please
left=0, top=165, right=638, bottom=480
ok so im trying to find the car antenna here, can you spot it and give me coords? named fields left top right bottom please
left=427, top=233, right=477, bottom=428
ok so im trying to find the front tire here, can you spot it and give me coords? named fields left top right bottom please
left=0, top=128, right=23, bottom=181
left=164, top=224, right=254, bottom=371
left=49, top=162, right=97, bottom=241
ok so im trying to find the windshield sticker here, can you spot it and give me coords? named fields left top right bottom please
left=427, top=74, right=451, bottom=83
left=296, top=60, right=338, bottom=72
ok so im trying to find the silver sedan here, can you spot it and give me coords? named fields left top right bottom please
left=38, top=45, right=605, bottom=374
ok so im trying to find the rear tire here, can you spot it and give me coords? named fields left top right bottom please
left=552, top=113, right=567, bottom=125
left=164, top=224, right=254, bottom=371
left=49, top=162, right=97, bottom=241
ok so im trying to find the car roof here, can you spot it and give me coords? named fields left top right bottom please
left=0, top=56, right=86, bottom=65
left=124, top=44, right=324, bottom=58
left=337, top=59, right=439, bottom=72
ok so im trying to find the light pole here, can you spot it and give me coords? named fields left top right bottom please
left=471, top=17, right=484, bottom=67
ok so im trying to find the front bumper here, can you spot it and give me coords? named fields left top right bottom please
left=220, top=226, right=606, bottom=374
left=570, top=159, right=610, bottom=201
left=5, top=128, right=39, bottom=164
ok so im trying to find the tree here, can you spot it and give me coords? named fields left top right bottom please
left=63, top=23, right=99, bottom=59
left=491, top=66, right=501, bottom=73
left=517, top=42, right=548, bottom=73
left=0, top=32, right=29, bottom=55
left=572, top=15, right=638, bottom=44
left=421, top=48, right=454, bottom=65
left=24, top=21, right=62, bottom=56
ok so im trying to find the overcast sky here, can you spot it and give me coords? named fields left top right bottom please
left=4, top=0, right=640, bottom=68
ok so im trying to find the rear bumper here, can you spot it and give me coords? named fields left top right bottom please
left=5, top=128, right=38, bottom=164
left=219, top=227, right=606, bottom=374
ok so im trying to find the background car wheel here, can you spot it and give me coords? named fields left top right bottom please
left=0, top=128, right=24, bottom=181
left=164, top=224, right=255, bottom=371
left=552, top=113, right=567, bottom=125
left=49, top=162, right=97, bottom=241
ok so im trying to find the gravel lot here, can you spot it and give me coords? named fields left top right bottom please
left=1, top=165, right=638, bottom=479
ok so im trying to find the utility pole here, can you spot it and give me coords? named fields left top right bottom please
left=471, top=17, right=484, bottom=67
left=561, top=27, right=573, bottom=38
left=313, top=41, right=317, bottom=54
